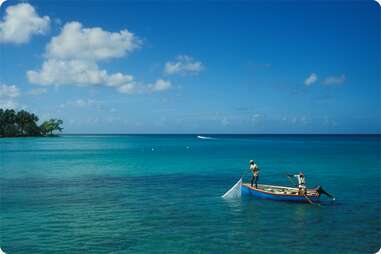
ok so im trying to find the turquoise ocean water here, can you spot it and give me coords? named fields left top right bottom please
left=1, top=135, right=380, bottom=253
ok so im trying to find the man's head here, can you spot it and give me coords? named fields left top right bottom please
left=250, top=160, right=254, bottom=165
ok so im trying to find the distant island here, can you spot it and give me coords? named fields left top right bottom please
left=0, top=109, right=63, bottom=138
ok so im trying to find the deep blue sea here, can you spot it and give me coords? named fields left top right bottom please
left=1, top=135, right=380, bottom=253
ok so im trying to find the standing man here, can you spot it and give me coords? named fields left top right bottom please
left=250, top=160, right=260, bottom=188
left=288, top=172, right=307, bottom=195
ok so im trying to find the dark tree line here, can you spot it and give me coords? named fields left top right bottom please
left=0, top=109, right=63, bottom=137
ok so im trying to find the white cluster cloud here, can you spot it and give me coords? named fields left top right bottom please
left=0, top=84, right=20, bottom=109
left=251, top=113, right=264, bottom=124
left=27, top=21, right=171, bottom=93
left=304, top=73, right=318, bottom=86
left=305, top=73, right=346, bottom=87
left=323, top=74, right=346, bottom=85
left=164, top=55, right=204, bottom=75
left=59, top=99, right=112, bottom=113
left=149, top=79, right=172, bottom=92
left=45, top=22, right=140, bottom=61
left=117, top=79, right=172, bottom=94
left=62, top=99, right=97, bottom=108
left=323, top=116, right=337, bottom=127
left=221, top=117, right=230, bottom=126
left=0, top=100, right=18, bottom=109
left=27, top=88, right=47, bottom=96
left=28, top=59, right=134, bottom=86
left=290, top=116, right=310, bottom=125
left=0, top=84, right=20, bottom=98
left=0, top=3, right=50, bottom=44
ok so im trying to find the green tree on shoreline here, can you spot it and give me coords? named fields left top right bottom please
left=0, top=109, right=63, bottom=137
left=40, top=119, right=64, bottom=136
left=16, top=110, right=40, bottom=136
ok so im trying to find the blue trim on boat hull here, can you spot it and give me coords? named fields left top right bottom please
left=241, top=184, right=320, bottom=203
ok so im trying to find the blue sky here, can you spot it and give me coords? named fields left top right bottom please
left=0, top=1, right=380, bottom=133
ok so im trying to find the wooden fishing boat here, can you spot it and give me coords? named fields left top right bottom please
left=241, top=183, right=325, bottom=203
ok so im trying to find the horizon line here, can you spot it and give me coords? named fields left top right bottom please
left=60, top=133, right=381, bottom=135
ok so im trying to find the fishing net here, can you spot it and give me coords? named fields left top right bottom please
left=222, top=178, right=242, bottom=199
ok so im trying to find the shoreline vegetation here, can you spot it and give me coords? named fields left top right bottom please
left=0, top=109, right=63, bottom=138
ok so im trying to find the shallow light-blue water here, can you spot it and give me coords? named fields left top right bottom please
left=1, top=135, right=380, bottom=253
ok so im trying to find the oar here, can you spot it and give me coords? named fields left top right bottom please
left=305, top=194, right=321, bottom=206
left=303, top=194, right=313, bottom=205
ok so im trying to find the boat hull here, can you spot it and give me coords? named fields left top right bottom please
left=241, top=183, right=320, bottom=203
